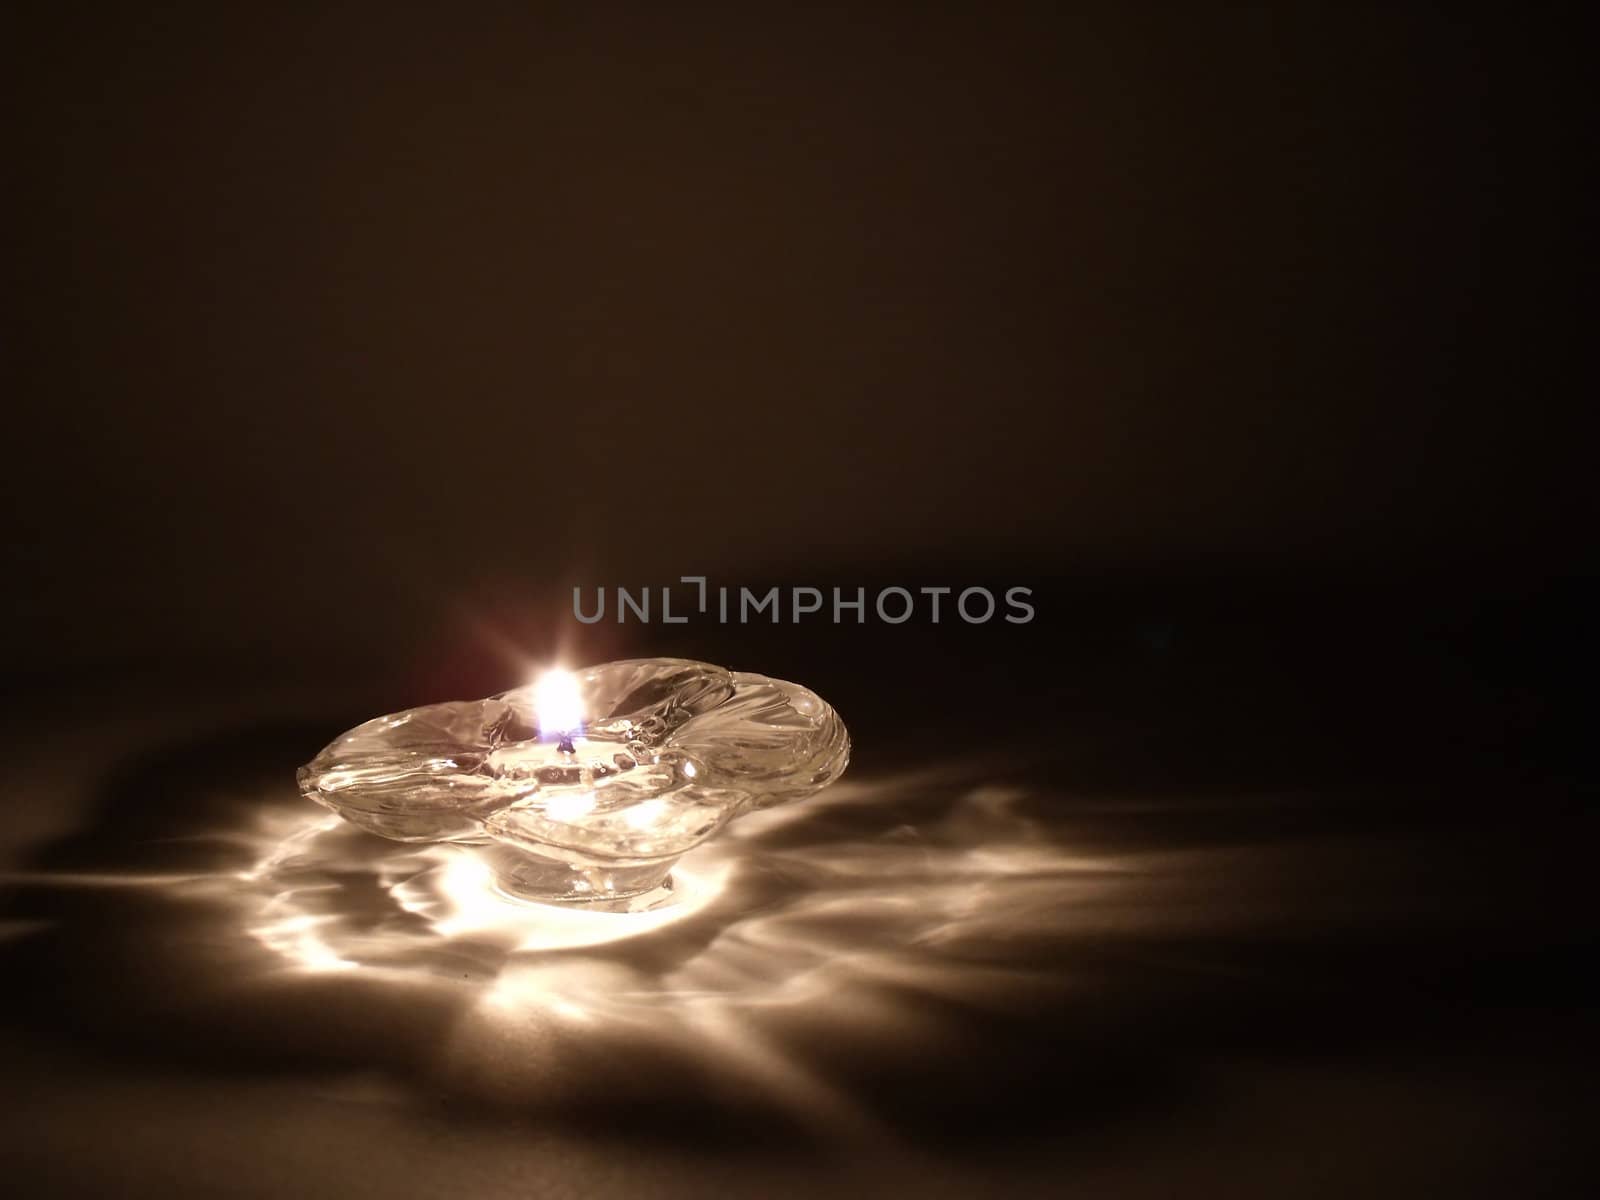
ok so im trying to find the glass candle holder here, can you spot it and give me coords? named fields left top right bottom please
left=298, top=658, right=850, bottom=908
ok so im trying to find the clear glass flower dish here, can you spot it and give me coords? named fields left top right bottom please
left=297, top=658, right=850, bottom=907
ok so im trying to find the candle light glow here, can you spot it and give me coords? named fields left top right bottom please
left=533, top=668, right=585, bottom=741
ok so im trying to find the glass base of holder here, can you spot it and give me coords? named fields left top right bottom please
left=480, top=844, right=679, bottom=911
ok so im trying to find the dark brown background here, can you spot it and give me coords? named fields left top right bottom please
left=5, top=1, right=1589, bottom=680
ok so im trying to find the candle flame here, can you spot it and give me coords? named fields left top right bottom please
left=533, top=668, right=585, bottom=738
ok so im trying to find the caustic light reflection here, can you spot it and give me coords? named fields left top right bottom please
left=241, top=812, right=733, bottom=969
left=9, top=759, right=1135, bottom=1134
left=239, top=770, right=1124, bottom=1012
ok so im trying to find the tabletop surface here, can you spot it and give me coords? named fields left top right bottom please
left=1, top=651, right=1586, bottom=1199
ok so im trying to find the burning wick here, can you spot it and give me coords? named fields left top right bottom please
left=533, top=668, right=584, bottom=754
